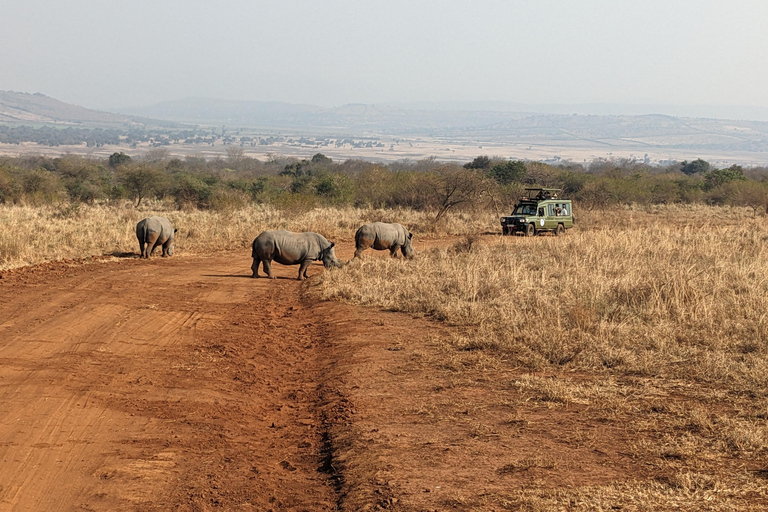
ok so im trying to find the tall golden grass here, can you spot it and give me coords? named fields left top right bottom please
left=320, top=205, right=768, bottom=389
left=0, top=201, right=495, bottom=270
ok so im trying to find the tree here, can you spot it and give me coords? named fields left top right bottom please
left=118, top=164, right=165, bottom=206
left=225, top=146, right=247, bottom=170
left=464, top=155, right=491, bottom=170
left=280, top=159, right=312, bottom=178
left=108, top=152, right=132, bottom=168
left=428, top=165, right=488, bottom=223
left=724, top=180, right=768, bottom=217
left=703, top=164, right=747, bottom=191
left=311, top=153, right=333, bottom=165
left=680, top=159, right=710, bottom=175
left=488, top=160, right=526, bottom=185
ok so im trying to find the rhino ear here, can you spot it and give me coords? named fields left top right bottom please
left=408, top=232, right=413, bottom=239
left=174, top=228, right=178, bottom=233
left=330, top=242, right=335, bottom=248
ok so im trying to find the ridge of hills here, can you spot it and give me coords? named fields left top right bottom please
left=3, top=91, right=768, bottom=158
left=0, top=91, right=174, bottom=128
left=114, top=98, right=768, bottom=152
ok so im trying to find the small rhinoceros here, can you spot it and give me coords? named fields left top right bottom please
left=251, top=230, right=343, bottom=281
left=354, top=222, right=414, bottom=259
left=136, top=216, right=177, bottom=258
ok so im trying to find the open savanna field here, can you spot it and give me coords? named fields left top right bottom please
left=1, top=203, right=767, bottom=510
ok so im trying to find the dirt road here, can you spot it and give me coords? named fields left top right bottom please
left=0, top=248, right=364, bottom=511
left=8, top=239, right=760, bottom=511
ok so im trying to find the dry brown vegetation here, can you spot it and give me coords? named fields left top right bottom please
left=0, top=201, right=493, bottom=270
left=319, top=204, right=768, bottom=509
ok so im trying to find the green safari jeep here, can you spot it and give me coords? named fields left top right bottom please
left=500, top=188, right=574, bottom=236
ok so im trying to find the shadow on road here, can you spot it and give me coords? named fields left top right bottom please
left=202, top=274, right=254, bottom=279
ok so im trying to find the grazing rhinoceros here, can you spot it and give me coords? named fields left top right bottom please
left=354, top=222, right=414, bottom=259
left=136, top=216, right=177, bottom=258
left=251, top=230, right=343, bottom=281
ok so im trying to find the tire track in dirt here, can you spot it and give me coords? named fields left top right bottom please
left=0, top=252, right=344, bottom=511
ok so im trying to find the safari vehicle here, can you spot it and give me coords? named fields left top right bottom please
left=500, top=188, right=573, bottom=236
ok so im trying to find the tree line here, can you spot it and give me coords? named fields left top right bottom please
left=1, top=151, right=767, bottom=217
left=0, top=126, right=212, bottom=148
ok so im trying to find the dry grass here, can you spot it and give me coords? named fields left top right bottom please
left=320, top=205, right=768, bottom=391
left=0, top=201, right=495, bottom=270
left=318, top=204, right=768, bottom=509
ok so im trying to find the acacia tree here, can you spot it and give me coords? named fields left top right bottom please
left=118, top=164, right=165, bottom=206
left=225, top=146, right=247, bottom=170
left=428, top=165, right=489, bottom=223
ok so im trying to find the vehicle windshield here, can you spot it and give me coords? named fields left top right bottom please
left=513, top=204, right=538, bottom=215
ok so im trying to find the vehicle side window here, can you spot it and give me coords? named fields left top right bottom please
left=538, top=208, right=544, bottom=216
left=548, top=204, right=556, bottom=216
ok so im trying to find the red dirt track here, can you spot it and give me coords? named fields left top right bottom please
left=0, top=249, right=356, bottom=510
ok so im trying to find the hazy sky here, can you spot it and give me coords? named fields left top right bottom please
left=2, top=0, right=767, bottom=111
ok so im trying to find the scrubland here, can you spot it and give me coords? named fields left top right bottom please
left=0, top=201, right=491, bottom=270
left=3, top=201, right=768, bottom=508
left=319, top=204, right=768, bottom=509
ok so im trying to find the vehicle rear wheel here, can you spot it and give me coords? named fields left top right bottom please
left=555, top=224, right=565, bottom=236
left=526, top=223, right=535, bottom=237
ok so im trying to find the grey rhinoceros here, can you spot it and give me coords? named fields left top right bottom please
left=251, top=230, right=343, bottom=281
left=136, top=216, right=177, bottom=258
left=354, top=222, right=414, bottom=259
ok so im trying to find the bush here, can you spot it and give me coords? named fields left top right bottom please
left=21, top=170, right=66, bottom=204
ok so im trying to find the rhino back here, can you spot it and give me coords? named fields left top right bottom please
left=374, top=222, right=407, bottom=245
left=137, top=216, right=174, bottom=242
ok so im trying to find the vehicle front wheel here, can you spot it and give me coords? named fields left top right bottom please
left=555, top=224, right=565, bottom=236
left=526, top=223, right=536, bottom=237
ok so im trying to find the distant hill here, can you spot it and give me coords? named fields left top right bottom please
left=119, top=98, right=533, bottom=132
left=4, top=91, right=768, bottom=156
left=0, top=91, right=173, bottom=128
left=119, top=98, right=768, bottom=153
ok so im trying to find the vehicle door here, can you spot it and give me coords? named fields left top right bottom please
left=561, top=201, right=573, bottom=227
left=542, top=202, right=557, bottom=230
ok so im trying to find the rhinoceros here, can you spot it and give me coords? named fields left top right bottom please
left=251, top=230, right=343, bottom=281
left=354, top=222, right=414, bottom=259
left=136, top=216, right=177, bottom=258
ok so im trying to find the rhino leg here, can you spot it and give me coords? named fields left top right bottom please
left=354, top=236, right=373, bottom=259
left=138, top=240, right=146, bottom=258
left=262, top=259, right=275, bottom=279
left=297, top=259, right=311, bottom=281
left=389, top=245, right=400, bottom=257
left=251, top=256, right=261, bottom=278
left=144, top=233, right=160, bottom=258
